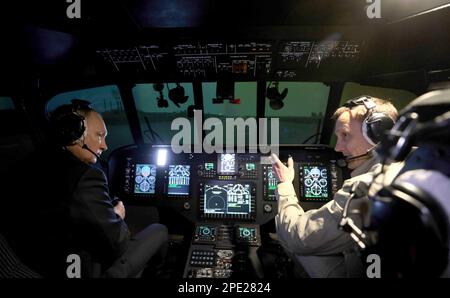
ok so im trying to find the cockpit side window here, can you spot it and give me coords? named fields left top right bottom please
left=339, top=82, right=416, bottom=109
left=132, top=83, right=196, bottom=145
left=0, top=96, right=14, bottom=111
left=264, top=82, right=330, bottom=144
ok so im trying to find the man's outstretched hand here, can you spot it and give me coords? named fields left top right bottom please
left=271, top=153, right=295, bottom=184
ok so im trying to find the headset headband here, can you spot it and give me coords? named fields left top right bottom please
left=343, top=95, right=377, bottom=111
left=342, top=96, right=395, bottom=146
left=70, top=99, right=93, bottom=112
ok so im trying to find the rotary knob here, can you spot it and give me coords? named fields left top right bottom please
left=183, top=202, right=191, bottom=210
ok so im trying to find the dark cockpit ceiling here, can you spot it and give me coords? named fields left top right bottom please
left=1, top=0, right=450, bottom=96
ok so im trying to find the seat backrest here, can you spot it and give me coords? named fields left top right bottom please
left=0, top=233, right=41, bottom=278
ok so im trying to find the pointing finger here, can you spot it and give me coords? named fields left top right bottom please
left=288, top=156, right=294, bottom=169
left=271, top=153, right=282, bottom=167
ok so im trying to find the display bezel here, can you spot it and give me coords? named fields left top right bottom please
left=167, top=164, right=191, bottom=196
left=263, top=165, right=278, bottom=201
left=133, top=163, right=157, bottom=195
left=217, top=153, right=238, bottom=175
left=298, top=162, right=332, bottom=202
left=199, top=180, right=256, bottom=220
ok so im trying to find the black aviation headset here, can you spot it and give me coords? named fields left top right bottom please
left=343, top=95, right=396, bottom=146
left=365, top=155, right=450, bottom=277
left=354, top=90, right=450, bottom=277
left=49, top=99, right=93, bottom=146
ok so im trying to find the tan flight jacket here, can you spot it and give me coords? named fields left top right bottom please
left=275, top=157, right=404, bottom=277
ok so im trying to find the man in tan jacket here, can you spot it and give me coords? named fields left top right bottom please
left=272, top=96, right=400, bottom=277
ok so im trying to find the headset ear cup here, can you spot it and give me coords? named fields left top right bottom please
left=361, top=119, right=376, bottom=146
left=51, top=111, right=85, bottom=146
left=363, top=113, right=395, bottom=145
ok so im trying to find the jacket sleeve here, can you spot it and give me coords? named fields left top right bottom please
left=70, top=167, right=130, bottom=262
left=275, top=171, right=375, bottom=256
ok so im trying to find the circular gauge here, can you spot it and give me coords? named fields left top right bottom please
left=201, top=227, right=211, bottom=236
left=311, top=184, right=322, bottom=196
left=148, top=176, right=156, bottom=184
left=135, top=175, right=143, bottom=184
left=321, top=168, right=328, bottom=178
left=242, top=229, right=251, bottom=237
left=140, top=181, right=150, bottom=192
left=319, top=178, right=327, bottom=187
left=150, top=166, right=156, bottom=177
left=304, top=178, right=313, bottom=187
left=206, top=195, right=226, bottom=211
left=141, top=166, right=151, bottom=177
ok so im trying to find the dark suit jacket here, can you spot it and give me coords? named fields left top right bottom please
left=2, top=145, right=130, bottom=277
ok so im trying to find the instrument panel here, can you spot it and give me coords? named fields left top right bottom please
left=109, top=145, right=348, bottom=225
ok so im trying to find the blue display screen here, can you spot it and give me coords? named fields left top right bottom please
left=134, top=164, right=157, bottom=194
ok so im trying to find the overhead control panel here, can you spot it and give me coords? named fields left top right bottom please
left=95, top=37, right=364, bottom=81
left=275, top=40, right=362, bottom=79
left=96, top=45, right=172, bottom=73
left=174, top=42, right=272, bottom=79
left=278, top=41, right=361, bottom=68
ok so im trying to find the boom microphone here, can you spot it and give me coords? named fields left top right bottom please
left=345, top=150, right=373, bottom=163
left=338, top=149, right=374, bottom=167
left=82, top=144, right=107, bottom=167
